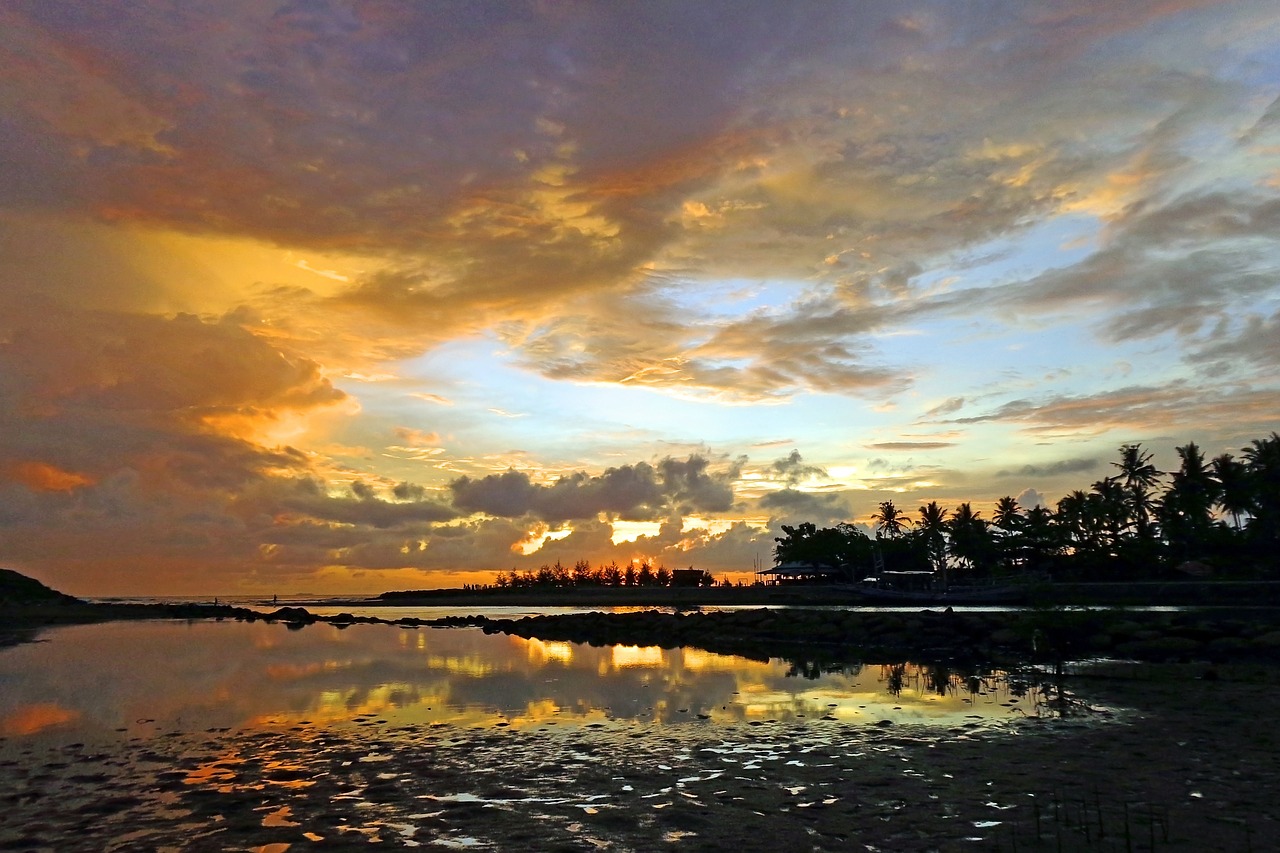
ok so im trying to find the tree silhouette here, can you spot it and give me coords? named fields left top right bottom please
left=1242, top=432, right=1280, bottom=552
left=1212, top=453, right=1250, bottom=530
left=1020, top=504, right=1061, bottom=568
left=1113, top=443, right=1161, bottom=541
left=871, top=500, right=911, bottom=540
left=1089, top=476, right=1128, bottom=555
left=480, top=430, right=1279, bottom=590
left=1160, top=442, right=1219, bottom=562
left=947, top=502, right=991, bottom=573
left=916, top=501, right=949, bottom=572
left=992, top=496, right=1023, bottom=534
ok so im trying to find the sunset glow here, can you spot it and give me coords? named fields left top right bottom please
left=1, top=2, right=1277, bottom=595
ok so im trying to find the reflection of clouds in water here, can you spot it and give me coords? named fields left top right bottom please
left=610, top=645, right=664, bottom=669
left=525, top=638, right=574, bottom=665
left=0, top=621, right=1048, bottom=746
left=0, top=703, right=80, bottom=736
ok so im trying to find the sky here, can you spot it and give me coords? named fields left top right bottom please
left=1, top=1, right=1278, bottom=596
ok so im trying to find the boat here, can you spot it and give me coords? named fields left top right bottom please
left=856, top=571, right=1031, bottom=604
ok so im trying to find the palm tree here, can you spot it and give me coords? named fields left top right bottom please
left=1090, top=476, right=1128, bottom=553
left=871, top=500, right=911, bottom=540
left=991, top=495, right=1026, bottom=571
left=916, top=501, right=949, bottom=572
left=1211, top=453, right=1250, bottom=530
left=1241, top=433, right=1280, bottom=559
left=1160, top=442, right=1219, bottom=562
left=1021, top=504, right=1060, bottom=569
left=1056, top=490, right=1100, bottom=554
left=1113, top=443, right=1161, bottom=541
left=992, top=496, right=1023, bottom=534
left=947, top=502, right=991, bottom=573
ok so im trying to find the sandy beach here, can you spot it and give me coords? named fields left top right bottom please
left=3, top=659, right=1277, bottom=852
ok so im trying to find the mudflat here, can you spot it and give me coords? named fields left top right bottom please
left=2, top=661, right=1276, bottom=851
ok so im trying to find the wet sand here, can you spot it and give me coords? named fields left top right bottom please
left=2, top=663, right=1277, bottom=851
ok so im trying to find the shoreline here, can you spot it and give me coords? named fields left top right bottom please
left=364, top=579, right=1280, bottom=608
left=4, top=574, right=1280, bottom=850
left=5, top=595, right=1279, bottom=668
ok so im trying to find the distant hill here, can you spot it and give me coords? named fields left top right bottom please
left=0, top=569, right=83, bottom=605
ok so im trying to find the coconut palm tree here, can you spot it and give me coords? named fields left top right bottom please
left=1241, top=433, right=1280, bottom=560
left=1021, top=504, right=1060, bottom=569
left=991, top=495, right=1026, bottom=571
left=1211, top=453, right=1250, bottom=530
left=1056, top=489, right=1099, bottom=553
left=1090, top=476, right=1128, bottom=554
left=916, top=501, right=949, bottom=572
left=1113, top=443, right=1161, bottom=541
left=1160, top=442, right=1219, bottom=562
left=947, top=502, right=991, bottom=573
left=992, top=496, right=1023, bottom=534
left=871, top=500, right=911, bottom=540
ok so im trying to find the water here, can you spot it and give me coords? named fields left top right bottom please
left=0, top=619, right=1054, bottom=743
left=0, top=619, right=1103, bottom=850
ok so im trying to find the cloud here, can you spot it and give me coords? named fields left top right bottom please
left=1015, top=488, right=1047, bottom=510
left=758, top=488, right=849, bottom=524
left=503, top=290, right=907, bottom=402
left=997, top=459, right=1099, bottom=478
left=768, top=450, right=827, bottom=487
left=0, top=292, right=343, bottom=488
left=274, top=478, right=458, bottom=530
left=409, top=393, right=453, bottom=406
left=393, top=427, right=442, bottom=447
left=955, top=383, right=1280, bottom=441
left=1001, top=193, right=1280, bottom=351
left=448, top=454, right=739, bottom=524
left=1186, top=308, right=1280, bottom=374
left=866, top=441, right=957, bottom=451
left=2, top=1, right=1278, bottom=593
left=12, top=1, right=1252, bottom=406
left=923, top=397, right=965, bottom=418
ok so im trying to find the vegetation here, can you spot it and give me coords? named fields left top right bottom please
left=489, top=560, right=722, bottom=590
left=774, top=433, right=1280, bottom=582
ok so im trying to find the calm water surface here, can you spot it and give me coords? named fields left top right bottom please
left=0, top=619, right=1051, bottom=745
left=0, top=619, right=1106, bottom=850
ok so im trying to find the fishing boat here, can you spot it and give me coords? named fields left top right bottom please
left=856, top=570, right=1031, bottom=604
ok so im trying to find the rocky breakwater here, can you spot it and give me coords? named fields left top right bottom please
left=480, top=607, right=1280, bottom=665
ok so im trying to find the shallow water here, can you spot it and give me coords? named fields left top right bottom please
left=0, top=620, right=1100, bottom=850
left=0, top=620, right=1060, bottom=745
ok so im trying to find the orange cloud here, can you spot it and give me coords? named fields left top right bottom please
left=8, top=461, right=95, bottom=492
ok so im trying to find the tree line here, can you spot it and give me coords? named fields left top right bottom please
left=490, top=559, right=722, bottom=590
left=774, top=433, right=1280, bottom=581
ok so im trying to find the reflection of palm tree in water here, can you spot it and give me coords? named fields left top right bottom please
left=883, top=663, right=906, bottom=696
left=926, top=662, right=952, bottom=696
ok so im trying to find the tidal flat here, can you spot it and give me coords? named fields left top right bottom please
left=1, top=619, right=1278, bottom=851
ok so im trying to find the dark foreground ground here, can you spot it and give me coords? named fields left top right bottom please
left=1, top=662, right=1277, bottom=851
